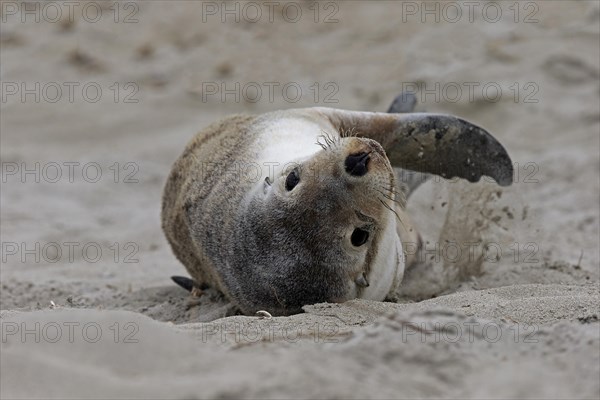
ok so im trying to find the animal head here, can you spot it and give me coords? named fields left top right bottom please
left=233, top=135, right=400, bottom=311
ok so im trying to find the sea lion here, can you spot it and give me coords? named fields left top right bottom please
left=162, top=94, right=513, bottom=315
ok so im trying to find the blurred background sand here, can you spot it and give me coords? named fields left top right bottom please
left=1, top=1, right=599, bottom=398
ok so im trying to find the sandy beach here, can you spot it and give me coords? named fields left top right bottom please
left=1, top=1, right=599, bottom=398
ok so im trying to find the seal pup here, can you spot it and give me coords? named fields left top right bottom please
left=162, top=97, right=513, bottom=315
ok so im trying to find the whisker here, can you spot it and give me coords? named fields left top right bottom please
left=378, top=198, right=408, bottom=232
left=340, top=126, right=359, bottom=138
left=375, top=188, right=404, bottom=208
left=376, top=182, right=401, bottom=200
left=381, top=179, right=407, bottom=206
left=318, top=130, right=343, bottom=151
left=316, top=134, right=333, bottom=151
left=316, top=137, right=328, bottom=151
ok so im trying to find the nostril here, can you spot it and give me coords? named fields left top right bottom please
left=351, top=228, right=369, bottom=247
left=345, top=152, right=370, bottom=177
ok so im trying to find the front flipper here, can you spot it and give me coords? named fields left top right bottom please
left=314, top=108, right=513, bottom=186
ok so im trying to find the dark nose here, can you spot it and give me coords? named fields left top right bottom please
left=345, top=152, right=370, bottom=176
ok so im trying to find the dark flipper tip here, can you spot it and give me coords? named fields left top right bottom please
left=387, top=92, right=417, bottom=114
left=171, top=276, right=198, bottom=292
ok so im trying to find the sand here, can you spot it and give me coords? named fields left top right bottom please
left=1, top=1, right=599, bottom=399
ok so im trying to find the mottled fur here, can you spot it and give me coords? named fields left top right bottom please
left=162, top=115, right=258, bottom=295
left=162, top=107, right=512, bottom=315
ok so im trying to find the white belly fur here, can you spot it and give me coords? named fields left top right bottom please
left=257, top=117, right=323, bottom=179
